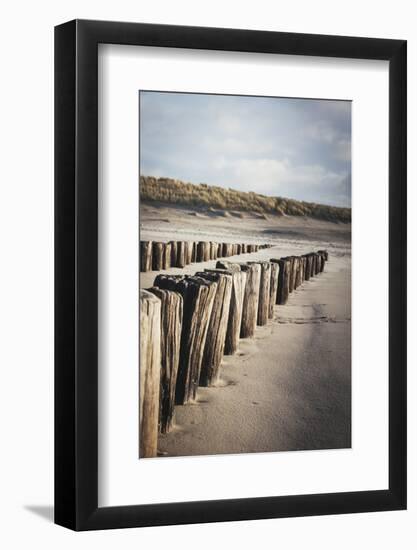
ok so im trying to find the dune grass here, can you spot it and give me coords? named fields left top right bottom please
left=140, top=176, right=351, bottom=224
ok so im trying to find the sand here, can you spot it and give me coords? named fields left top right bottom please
left=140, top=202, right=351, bottom=249
left=140, top=202, right=351, bottom=457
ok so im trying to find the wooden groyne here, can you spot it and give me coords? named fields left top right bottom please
left=139, top=249, right=328, bottom=456
left=152, top=274, right=217, bottom=406
left=140, top=240, right=273, bottom=272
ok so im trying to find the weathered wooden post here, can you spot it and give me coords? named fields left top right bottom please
left=248, top=261, right=271, bottom=326
left=152, top=242, right=164, bottom=271
left=300, top=255, right=306, bottom=281
left=311, top=253, right=316, bottom=277
left=301, top=256, right=307, bottom=282
left=191, top=242, right=197, bottom=262
left=176, top=241, right=186, bottom=268
left=170, top=241, right=178, bottom=267
left=215, top=260, right=239, bottom=272
left=195, top=271, right=233, bottom=386
left=315, top=252, right=322, bottom=273
left=311, top=253, right=317, bottom=277
left=197, top=241, right=210, bottom=262
left=272, top=258, right=290, bottom=305
left=239, top=263, right=261, bottom=337
left=292, top=257, right=298, bottom=289
left=294, top=257, right=302, bottom=288
left=148, top=287, right=183, bottom=434
left=313, top=252, right=320, bottom=275
left=196, top=241, right=204, bottom=262
left=318, top=249, right=329, bottom=262
left=310, top=253, right=315, bottom=276
left=317, top=250, right=327, bottom=272
left=162, top=242, right=171, bottom=270
left=140, top=241, right=152, bottom=272
left=311, top=253, right=316, bottom=276
left=185, top=241, right=194, bottom=265
left=139, top=290, right=161, bottom=458
left=214, top=261, right=247, bottom=354
left=321, top=250, right=329, bottom=271
left=290, top=256, right=298, bottom=292
left=304, top=254, right=312, bottom=280
left=153, top=274, right=217, bottom=404
left=269, top=262, right=279, bottom=318
left=298, top=256, right=304, bottom=284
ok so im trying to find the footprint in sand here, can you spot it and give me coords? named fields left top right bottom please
left=216, top=379, right=238, bottom=388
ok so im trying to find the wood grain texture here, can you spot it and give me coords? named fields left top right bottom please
left=163, top=242, right=171, bottom=270
left=216, top=259, right=241, bottom=272
left=272, top=258, right=290, bottom=305
left=140, top=241, right=152, bottom=272
left=287, top=256, right=296, bottom=292
left=240, top=263, right=261, bottom=337
left=170, top=241, right=178, bottom=267
left=269, top=262, right=279, bottom=319
left=248, top=261, right=271, bottom=326
left=148, top=287, right=183, bottom=434
left=176, top=241, right=186, bottom=268
left=318, top=249, right=329, bottom=262
left=212, top=262, right=247, bottom=354
left=139, top=290, right=161, bottom=457
left=152, top=242, right=164, bottom=271
left=294, top=257, right=302, bottom=289
left=185, top=241, right=194, bottom=265
left=196, top=271, right=233, bottom=386
left=154, top=274, right=217, bottom=404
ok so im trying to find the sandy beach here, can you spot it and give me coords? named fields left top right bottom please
left=140, top=201, right=351, bottom=457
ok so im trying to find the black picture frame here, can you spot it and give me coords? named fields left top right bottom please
left=55, top=19, right=407, bottom=531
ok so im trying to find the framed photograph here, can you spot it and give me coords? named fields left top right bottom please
left=55, top=20, right=406, bottom=530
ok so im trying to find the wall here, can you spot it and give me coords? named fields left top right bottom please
left=0, top=1, right=415, bottom=548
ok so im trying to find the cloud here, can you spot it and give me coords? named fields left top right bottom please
left=207, top=157, right=348, bottom=206
left=140, top=91, right=352, bottom=207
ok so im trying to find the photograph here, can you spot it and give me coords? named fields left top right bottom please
left=139, top=91, right=352, bottom=459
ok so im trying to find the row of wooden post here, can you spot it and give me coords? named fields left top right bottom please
left=139, top=249, right=329, bottom=457
left=140, top=240, right=272, bottom=272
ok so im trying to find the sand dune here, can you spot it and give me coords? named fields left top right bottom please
left=140, top=202, right=351, bottom=250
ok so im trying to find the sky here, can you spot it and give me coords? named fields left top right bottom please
left=139, top=91, right=351, bottom=207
